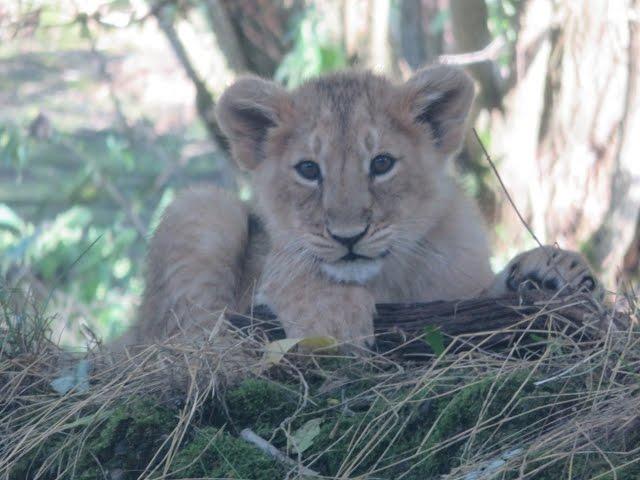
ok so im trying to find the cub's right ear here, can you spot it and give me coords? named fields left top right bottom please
left=215, top=77, right=292, bottom=170
left=399, top=65, right=475, bottom=157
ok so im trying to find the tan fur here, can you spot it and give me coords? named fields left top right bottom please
left=120, top=187, right=253, bottom=344
left=120, top=66, right=599, bottom=350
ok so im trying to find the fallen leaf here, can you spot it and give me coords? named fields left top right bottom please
left=263, top=338, right=302, bottom=367
left=291, top=418, right=323, bottom=454
left=261, top=336, right=338, bottom=370
left=423, top=325, right=445, bottom=356
left=50, top=359, right=91, bottom=394
left=298, top=336, right=337, bottom=351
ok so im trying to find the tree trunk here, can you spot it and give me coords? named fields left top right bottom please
left=489, top=0, right=640, bottom=287
left=588, top=0, right=640, bottom=284
left=218, top=0, right=299, bottom=77
left=398, top=0, right=427, bottom=71
left=202, top=0, right=250, bottom=75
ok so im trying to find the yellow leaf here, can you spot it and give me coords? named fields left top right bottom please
left=262, top=338, right=302, bottom=367
left=260, top=336, right=338, bottom=370
left=298, top=336, right=337, bottom=351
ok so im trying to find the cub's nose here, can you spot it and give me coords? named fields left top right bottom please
left=328, top=225, right=369, bottom=249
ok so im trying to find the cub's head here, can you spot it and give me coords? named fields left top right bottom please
left=216, top=66, right=474, bottom=284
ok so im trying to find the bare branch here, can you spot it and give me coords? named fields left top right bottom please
left=240, top=429, right=319, bottom=476
left=438, top=37, right=505, bottom=66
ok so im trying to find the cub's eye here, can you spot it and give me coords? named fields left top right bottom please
left=294, top=160, right=322, bottom=182
left=370, top=153, right=396, bottom=177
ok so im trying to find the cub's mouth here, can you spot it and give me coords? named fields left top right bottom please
left=339, top=250, right=390, bottom=262
left=340, top=251, right=370, bottom=262
left=320, top=250, right=390, bottom=284
left=305, top=227, right=392, bottom=283
left=320, top=258, right=383, bottom=284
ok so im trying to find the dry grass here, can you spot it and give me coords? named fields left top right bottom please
left=1, top=289, right=639, bottom=479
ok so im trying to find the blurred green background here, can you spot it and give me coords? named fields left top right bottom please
left=1, top=0, right=639, bottom=347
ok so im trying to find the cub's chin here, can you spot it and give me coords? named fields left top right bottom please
left=320, top=258, right=383, bottom=284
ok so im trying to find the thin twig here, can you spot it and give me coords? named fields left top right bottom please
left=472, top=128, right=609, bottom=301
left=240, top=428, right=319, bottom=476
left=472, top=127, right=543, bottom=247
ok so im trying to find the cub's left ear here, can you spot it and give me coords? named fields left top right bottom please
left=400, top=65, right=475, bottom=156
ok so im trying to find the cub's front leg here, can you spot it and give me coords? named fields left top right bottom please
left=260, top=271, right=376, bottom=351
left=486, top=245, right=604, bottom=300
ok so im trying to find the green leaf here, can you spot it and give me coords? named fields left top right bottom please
left=423, top=325, right=445, bottom=356
left=0, top=204, right=25, bottom=234
left=298, top=336, right=337, bottom=351
left=291, top=418, right=322, bottom=454
left=530, top=334, right=547, bottom=343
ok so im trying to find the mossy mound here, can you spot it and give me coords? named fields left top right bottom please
left=6, top=363, right=639, bottom=479
left=2, top=295, right=639, bottom=480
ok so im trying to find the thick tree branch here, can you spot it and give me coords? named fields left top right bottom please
left=154, top=5, right=228, bottom=151
left=218, top=0, right=297, bottom=77
left=202, top=0, right=249, bottom=75
left=226, top=292, right=621, bottom=358
left=449, top=0, right=503, bottom=110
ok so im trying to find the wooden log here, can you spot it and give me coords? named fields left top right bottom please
left=225, top=292, right=612, bottom=357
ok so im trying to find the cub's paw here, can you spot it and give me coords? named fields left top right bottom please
left=277, top=290, right=376, bottom=354
left=326, top=301, right=377, bottom=353
left=494, top=246, right=603, bottom=299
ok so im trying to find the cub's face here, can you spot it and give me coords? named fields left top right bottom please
left=216, top=66, right=474, bottom=284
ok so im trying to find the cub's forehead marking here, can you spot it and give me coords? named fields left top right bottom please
left=362, top=127, right=379, bottom=154
left=360, top=127, right=380, bottom=174
left=298, top=96, right=382, bottom=175
left=309, top=132, right=323, bottom=157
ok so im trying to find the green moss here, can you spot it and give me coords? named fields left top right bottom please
left=224, top=378, right=300, bottom=434
left=294, top=370, right=576, bottom=479
left=9, top=398, right=178, bottom=480
left=403, top=372, right=561, bottom=477
left=75, top=398, right=177, bottom=479
left=498, top=451, right=640, bottom=480
left=9, top=438, right=65, bottom=479
left=7, top=368, right=635, bottom=480
left=171, top=427, right=286, bottom=479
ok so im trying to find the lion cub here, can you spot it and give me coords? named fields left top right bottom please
left=128, top=65, right=601, bottom=349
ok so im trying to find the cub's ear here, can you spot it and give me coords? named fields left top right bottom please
left=216, top=77, right=291, bottom=170
left=399, top=65, right=474, bottom=156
